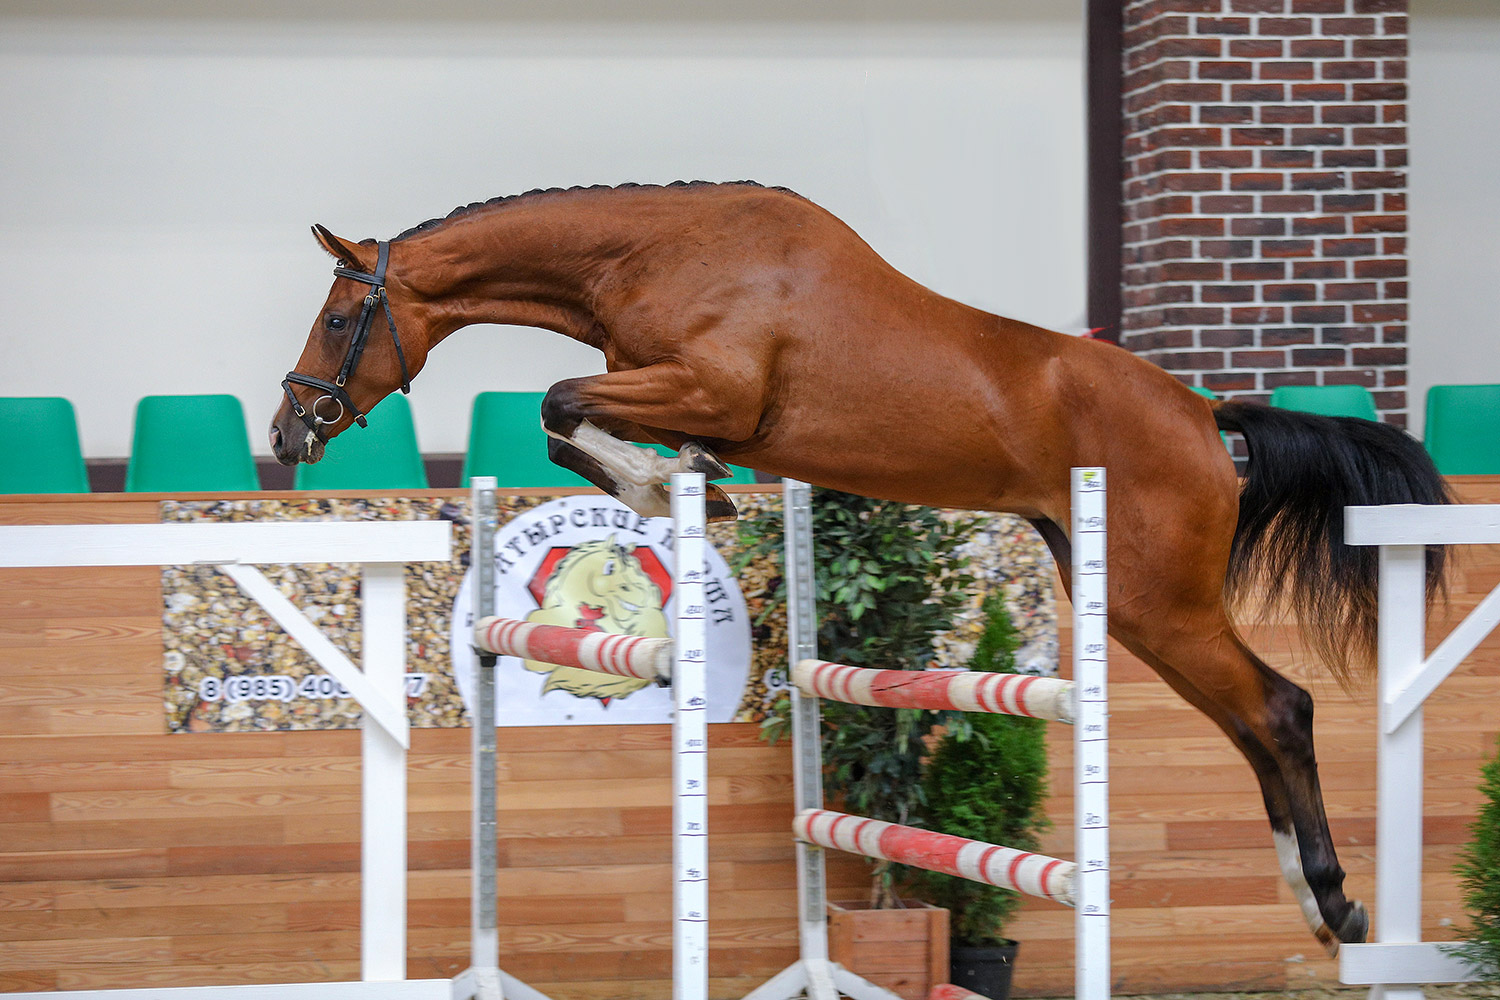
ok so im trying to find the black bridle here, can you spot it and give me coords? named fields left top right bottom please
left=282, top=239, right=412, bottom=442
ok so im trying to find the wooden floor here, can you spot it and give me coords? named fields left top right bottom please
left=1, top=481, right=1497, bottom=997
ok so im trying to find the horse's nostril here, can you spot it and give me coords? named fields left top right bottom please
left=269, top=425, right=283, bottom=451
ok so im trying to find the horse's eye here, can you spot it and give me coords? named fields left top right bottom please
left=325, top=314, right=348, bottom=333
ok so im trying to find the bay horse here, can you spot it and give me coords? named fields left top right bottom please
left=270, top=181, right=1450, bottom=954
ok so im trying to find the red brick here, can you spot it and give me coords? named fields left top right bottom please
left=1293, top=260, right=1347, bottom=279
left=1324, top=282, right=1381, bottom=300
left=1323, top=193, right=1378, bottom=212
left=1324, top=365, right=1379, bottom=382
left=1291, top=172, right=1347, bottom=190
left=1291, top=83, right=1348, bottom=101
left=1231, top=39, right=1285, bottom=58
left=1352, top=40, right=1406, bottom=60
left=1200, top=61, right=1255, bottom=80
left=1264, top=283, right=1318, bottom=302
left=1159, top=217, right=1226, bottom=237
left=1160, top=37, right=1225, bottom=58
left=1204, top=372, right=1257, bottom=392
left=1230, top=172, right=1284, bottom=191
left=1352, top=126, right=1406, bottom=145
left=1293, top=305, right=1348, bottom=324
left=1264, top=370, right=1318, bottom=387
left=1202, top=105, right=1256, bottom=124
left=1292, top=348, right=1348, bottom=366
left=1260, top=105, right=1316, bottom=124
left=1263, top=194, right=1318, bottom=212
left=1152, top=127, right=1227, bottom=148
left=1231, top=307, right=1284, bottom=324
left=1323, top=148, right=1379, bottom=167
left=1354, top=258, right=1406, bottom=279
left=1384, top=280, right=1408, bottom=298
left=1379, top=368, right=1405, bottom=386
left=1202, top=149, right=1255, bottom=168
left=1352, top=170, right=1406, bottom=189
left=1263, top=239, right=1316, bottom=257
left=1262, top=148, right=1316, bottom=168
left=1353, top=303, right=1407, bottom=323
left=1160, top=261, right=1226, bottom=281
left=1291, top=127, right=1346, bottom=145
left=1261, top=61, right=1316, bottom=80
left=1232, top=217, right=1287, bottom=236
left=1232, top=127, right=1285, bottom=145
left=1352, top=347, right=1407, bottom=366
left=1231, top=83, right=1287, bottom=101
left=1201, top=328, right=1257, bottom=347
left=1163, top=308, right=1227, bottom=326
left=1324, top=238, right=1379, bottom=256
left=1126, top=329, right=1197, bottom=352
left=1292, top=216, right=1347, bottom=235
left=1351, top=214, right=1407, bottom=233
left=1264, top=328, right=1320, bottom=347
left=1230, top=0, right=1283, bottom=11
left=1156, top=82, right=1229, bottom=103
left=1384, top=103, right=1408, bottom=124
left=1324, top=18, right=1378, bottom=35
left=1351, top=81, right=1406, bottom=103
left=1231, top=262, right=1286, bottom=281
left=1382, top=236, right=1407, bottom=254
left=1202, top=240, right=1256, bottom=258
left=1291, top=0, right=1345, bottom=12
left=1141, top=239, right=1196, bottom=261
left=1325, top=60, right=1380, bottom=81
left=1260, top=19, right=1313, bottom=36
left=1290, top=260, right=1350, bottom=280
left=1381, top=325, right=1407, bottom=344
left=1291, top=39, right=1346, bottom=59
left=1155, top=350, right=1228, bottom=369
left=1161, top=172, right=1225, bottom=192
left=1202, top=284, right=1257, bottom=303
left=1322, top=104, right=1379, bottom=124
left=1197, top=16, right=1253, bottom=34
left=1200, top=194, right=1256, bottom=213
left=1231, top=350, right=1289, bottom=367
left=1353, top=0, right=1404, bottom=12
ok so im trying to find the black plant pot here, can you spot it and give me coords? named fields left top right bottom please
left=949, top=941, right=1019, bottom=1000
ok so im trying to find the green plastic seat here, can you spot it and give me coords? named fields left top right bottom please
left=294, top=394, right=428, bottom=490
left=1269, top=384, right=1378, bottom=421
left=126, top=394, right=260, bottom=493
left=1425, top=384, right=1500, bottom=475
left=462, top=391, right=760, bottom=488
left=1189, top=386, right=1216, bottom=400
left=0, top=397, right=90, bottom=494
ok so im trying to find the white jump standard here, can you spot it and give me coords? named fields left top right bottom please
left=748, top=469, right=1111, bottom=1000
left=469, top=473, right=711, bottom=1000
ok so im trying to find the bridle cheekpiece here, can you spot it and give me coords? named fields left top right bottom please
left=282, top=239, right=412, bottom=442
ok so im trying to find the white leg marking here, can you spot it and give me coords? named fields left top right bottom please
left=1274, top=828, right=1326, bottom=933
left=545, top=419, right=680, bottom=487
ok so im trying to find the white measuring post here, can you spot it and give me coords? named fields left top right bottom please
left=1072, top=467, right=1111, bottom=1000
left=672, top=473, right=710, bottom=1000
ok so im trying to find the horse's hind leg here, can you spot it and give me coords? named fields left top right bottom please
left=1119, top=614, right=1367, bottom=954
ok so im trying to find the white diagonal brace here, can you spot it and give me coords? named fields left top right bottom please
left=220, top=562, right=410, bottom=747
left=1386, top=580, right=1500, bottom=733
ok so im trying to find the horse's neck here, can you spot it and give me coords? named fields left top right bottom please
left=400, top=203, right=623, bottom=345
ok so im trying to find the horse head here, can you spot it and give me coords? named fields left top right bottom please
left=268, top=226, right=432, bottom=466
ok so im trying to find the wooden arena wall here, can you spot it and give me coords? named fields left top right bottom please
left=2, top=479, right=1496, bottom=997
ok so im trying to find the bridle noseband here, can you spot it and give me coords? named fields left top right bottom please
left=282, top=239, right=412, bottom=442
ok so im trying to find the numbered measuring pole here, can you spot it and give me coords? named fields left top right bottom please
left=671, top=473, right=709, bottom=1000
left=1071, top=467, right=1110, bottom=1000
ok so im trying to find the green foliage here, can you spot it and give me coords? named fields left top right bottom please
left=740, top=488, right=976, bottom=904
left=908, top=592, right=1051, bottom=945
left=1455, top=735, right=1500, bottom=980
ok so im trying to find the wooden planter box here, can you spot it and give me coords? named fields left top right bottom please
left=828, top=900, right=950, bottom=1000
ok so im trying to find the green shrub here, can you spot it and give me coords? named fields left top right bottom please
left=1456, top=735, right=1500, bottom=979
left=740, top=488, right=976, bottom=906
left=908, top=592, right=1051, bottom=945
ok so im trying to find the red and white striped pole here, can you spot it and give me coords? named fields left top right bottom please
left=792, top=660, right=1073, bottom=723
left=473, top=617, right=673, bottom=682
left=792, top=809, right=1075, bottom=906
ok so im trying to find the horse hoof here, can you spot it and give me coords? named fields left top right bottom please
left=679, top=441, right=732, bottom=481
left=1338, top=900, right=1369, bottom=944
left=705, top=484, right=739, bottom=522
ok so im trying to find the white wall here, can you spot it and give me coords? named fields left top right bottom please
left=0, top=1, right=1086, bottom=460
left=1409, top=0, right=1500, bottom=440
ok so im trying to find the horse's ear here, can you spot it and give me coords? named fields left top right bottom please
left=311, top=224, right=373, bottom=269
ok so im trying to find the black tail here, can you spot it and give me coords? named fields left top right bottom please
left=1214, top=400, right=1452, bottom=684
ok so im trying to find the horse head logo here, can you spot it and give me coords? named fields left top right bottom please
left=523, top=536, right=670, bottom=701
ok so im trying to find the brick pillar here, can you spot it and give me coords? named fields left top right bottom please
left=1120, top=0, right=1409, bottom=432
